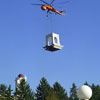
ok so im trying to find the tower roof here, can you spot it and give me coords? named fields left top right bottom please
left=18, top=74, right=24, bottom=78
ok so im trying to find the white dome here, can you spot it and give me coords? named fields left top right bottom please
left=77, top=85, right=92, bottom=99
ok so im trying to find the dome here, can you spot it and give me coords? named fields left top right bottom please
left=18, top=74, right=24, bottom=78
left=77, top=85, right=92, bottom=99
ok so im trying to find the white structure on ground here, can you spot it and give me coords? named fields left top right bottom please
left=15, top=74, right=27, bottom=89
left=77, top=85, right=92, bottom=100
left=43, top=33, right=63, bottom=51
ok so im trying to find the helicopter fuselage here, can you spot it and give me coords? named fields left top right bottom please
left=41, top=5, right=64, bottom=15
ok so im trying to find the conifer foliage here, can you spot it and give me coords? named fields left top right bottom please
left=90, top=84, right=100, bottom=100
left=35, top=77, right=51, bottom=100
left=46, top=88, right=59, bottom=100
left=0, top=77, right=100, bottom=100
left=14, top=79, right=34, bottom=100
left=0, top=84, right=13, bottom=100
left=53, top=82, right=68, bottom=100
left=69, top=83, right=79, bottom=100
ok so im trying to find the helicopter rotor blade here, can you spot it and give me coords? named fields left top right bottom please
left=32, top=4, right=43, bottom=6
left=50, top=0, right=55, bottom=4
left=40, top=0, right=49, bottom=5
left=54, top=1, right=70, bottom=5
left=53, top=5, right=63, bottom=9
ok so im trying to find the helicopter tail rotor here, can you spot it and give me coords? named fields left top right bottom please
left=60, top=10, right=66, bottom=15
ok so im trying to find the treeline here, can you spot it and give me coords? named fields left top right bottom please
left=0, top=77, right=100, bottom=100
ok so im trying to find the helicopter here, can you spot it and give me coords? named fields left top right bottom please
left=32, top=0, right=67, bottom=16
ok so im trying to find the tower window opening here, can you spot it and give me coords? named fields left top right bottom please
left=48, top=37, right=52, bottom=46
left=54, top=37, right=57, bottom=44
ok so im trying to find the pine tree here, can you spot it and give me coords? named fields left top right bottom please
left=0, top=84, right=7, bottom=100
left=84, top=81, right=89, bottom=86
left=46, top=88, right=59, bottom=100
left=0, top=84, right=14, bottom=100
left=90, top=84, right=100, bottom=100
left=6, top=85, right=14, bottom=100
left=53, top=82, right=68, bottom=100
left=14, top=79, right=34, bottom=100
left=69, top=83, right=79, bottom=100
left=35, top=77, right=51, bottom=100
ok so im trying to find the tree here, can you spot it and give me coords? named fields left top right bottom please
left=0, top=84, right=7, bottom=100
left=69, top=83, right=79, bottom=100
left=35, top=77, right=51, bottom=100
left=14, top=79, right=34, bottom=100
left=90, top=84, right=100, bottom=100
left=6, top=85, right=14, bottom=100
left=46, top=88, right=59, bottom=100
left=84, top=81, right=89, bottom=86
left=0, top=84, right=13, bottom=100
left=53, top=82, right=68, bottom=100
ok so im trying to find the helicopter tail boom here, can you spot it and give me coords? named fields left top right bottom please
left=59, top=11, right=64, bottom=15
